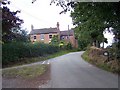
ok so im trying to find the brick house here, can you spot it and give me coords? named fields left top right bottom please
left=29, top=22, right=78, bottom=48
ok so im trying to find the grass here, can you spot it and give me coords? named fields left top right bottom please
left=2, top=50, right=77, bottom=79
left=47, top=50, right=71, bottom=59
left=3, top=50, right=72, bottom=68
left=2, top=64, right=48, bottom=79
left=81, top=51, right=90, bottom=62
left=81, top=51, right=113, bottom=73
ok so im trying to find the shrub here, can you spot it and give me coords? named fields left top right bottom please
left=2, top=42, right=59, bottom=65
left=65, top=42, right=73, bottom=50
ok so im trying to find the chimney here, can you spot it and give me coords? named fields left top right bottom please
left=57, top=22, right=59, bottom=30
left=68, top=25, right=70, bottom=42
left=31, top=24, right=34, bottom=30
left=57, top=22, right=60, bottom=41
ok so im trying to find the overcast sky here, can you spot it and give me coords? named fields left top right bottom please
left=7, top=0, right=115, bottom=47
left=8, top=0, right=74, bottom=33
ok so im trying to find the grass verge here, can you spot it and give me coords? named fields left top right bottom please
left=81, top=51, right=90, bottom=62
left=3, top=50, right=72, bottom=68
left=81, top=51, right=114, bottom=73
left=47, top=50, right=72, bottom=59
left=2, top=64, right=48, bottom=79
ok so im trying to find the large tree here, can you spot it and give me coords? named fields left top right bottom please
left=51, top=1, right=120, bottom=47
left=1, top=0, right=24, bottom=43
left=50, top=1, right=120, bottom=60
left=70, top=2, right=110, bottom=47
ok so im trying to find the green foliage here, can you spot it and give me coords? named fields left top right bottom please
left=2, top=42, right=59, bottom=65
left=3, top=50, right=72, bottom=68
left=58, top=40, right=73, bottom=50
left=1, top=1, right=25, bottom=43
left=65, top=42, right=72, bottom=50
left=81, top=50, right=90, bottom=62
left=51, top=1, right=120, bottom=49
left=12, top=28, right=29, bottom=42
left=71, top=2, right=120, bottom=48
left=47, top=50, right=71, bottom=59
left=59, top=40, right=66, bottom=49
left=78, top=39, right=89, bottom=50
left=50, top=35, right=59, bottom=46
left=106, top=42, right=120, bottom=60
left=70, top=3, right=106, bottom=48
left=50, top=35, right=75, bottom=50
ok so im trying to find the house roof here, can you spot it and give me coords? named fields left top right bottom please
left=30, top=27, right=74, bottom=36
left=29, top=28, right=59, bottom=34
left=60, top=30, right=74, bottom=36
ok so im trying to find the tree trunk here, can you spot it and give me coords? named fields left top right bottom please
left=96, top=40, right=100, bottom=48
left=98, top=41, right=100, bottom=48
left=103, top=42, right=104, bottom=48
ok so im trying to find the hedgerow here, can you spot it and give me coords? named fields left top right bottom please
left=2, top=42, right=59, bottom=65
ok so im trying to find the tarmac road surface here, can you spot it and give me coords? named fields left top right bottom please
left=47, top=51, right=118, bottom=88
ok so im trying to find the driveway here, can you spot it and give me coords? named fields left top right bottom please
left=44, top=51, right=118, bottom=88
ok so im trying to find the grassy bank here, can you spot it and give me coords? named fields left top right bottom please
left=3, top=50, right=72, bottom=68
left=2, top=64, right=48, bottom=79
left=82, top=47, right=119, bottom=74
left=82, top=51, right=111, bottom=72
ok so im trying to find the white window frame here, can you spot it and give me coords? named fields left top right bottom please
left=40, top=34, right=44, bottom=40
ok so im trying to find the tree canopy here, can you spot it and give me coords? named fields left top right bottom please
left=51, top=1, right=120, bottom=48
left=1, top=0, right=25, bottom=43
left=71, top=2, right=120, bottom=47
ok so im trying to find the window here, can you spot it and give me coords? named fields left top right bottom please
left=40, top=34, right=44, bottom=40
left=62, top=36, right=65, bottom=39
left=61, top=36, right=67, bottom=40
left=34, top=36, right=36, bottom=39
left=66, top=36, right=69, bottom=39
left=49, top=35, right=52, bottom=39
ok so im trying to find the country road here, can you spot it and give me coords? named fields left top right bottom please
left=43, top=51, right=118, bottom=88
left=2, top=51, right=118, bottom=88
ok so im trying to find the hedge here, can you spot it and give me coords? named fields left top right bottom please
left=2, top=42, right=59, bottom=65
